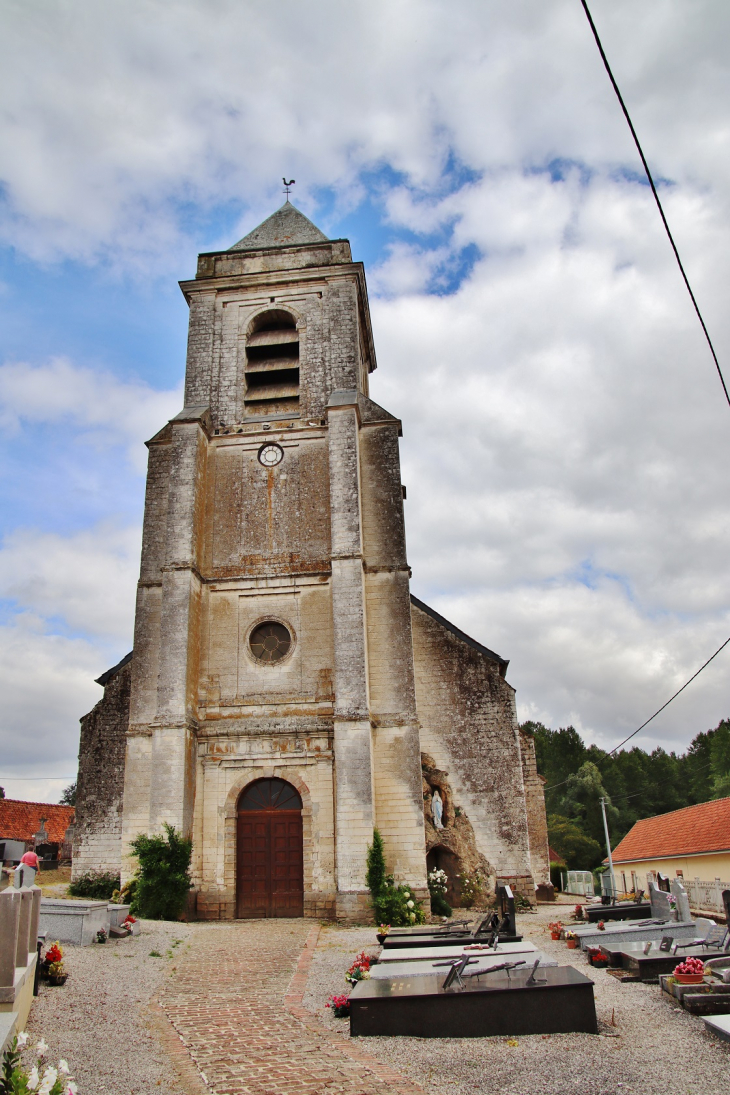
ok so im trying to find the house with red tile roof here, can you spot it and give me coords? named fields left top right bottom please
left=0, top=799, right=75, bottom=863
left=610, top=796, right=730, bottom=894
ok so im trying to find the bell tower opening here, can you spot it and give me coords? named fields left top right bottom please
left=244, top=309, right=299, bottom=416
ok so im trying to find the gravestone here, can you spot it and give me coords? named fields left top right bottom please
left=496, top=883, right=518, bottom=938
left=649, top=880, right=672, bottom=920
left=723, top=890, right=730, bottom=924
left=657, top=873, right=671, bottom=892
left=671, top=878, right=691, bottom=922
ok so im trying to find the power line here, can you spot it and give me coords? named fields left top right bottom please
left=542, top=634, right=730, bottom=790
left=606, top=635, right=730, bottom=756
left=579, top=0, right=730, bottom=410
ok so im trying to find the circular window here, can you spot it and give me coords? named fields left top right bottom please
left=258, top=443, right=284, bottom=468
left=249, top=621, right=292, bottom=664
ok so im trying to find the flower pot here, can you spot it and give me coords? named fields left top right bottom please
left=550, top=932, right=560, bottom=940
left=332, top=1006, right=350, bottom=1018
left=674, top=972, right=704, bottom=984
left=48, top=974, right=68, bottom=986
left=566, top=939, right=578, bottom=949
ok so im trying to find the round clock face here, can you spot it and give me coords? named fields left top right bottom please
left=258, top=443, right=284, bottom=468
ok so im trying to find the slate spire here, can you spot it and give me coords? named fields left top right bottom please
left=229, top=201, right=329, bottom=252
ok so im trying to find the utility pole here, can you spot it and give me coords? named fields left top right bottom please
left=600, top=797, right=617, bottom=900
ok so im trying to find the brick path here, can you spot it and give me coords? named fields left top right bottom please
left=157, top=919, right=424, bottom=1095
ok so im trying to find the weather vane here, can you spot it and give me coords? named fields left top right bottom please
left=283, top=178, right=295, bottom=199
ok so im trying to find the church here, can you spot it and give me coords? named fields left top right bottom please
left=72, top=200, right=551, bottom=919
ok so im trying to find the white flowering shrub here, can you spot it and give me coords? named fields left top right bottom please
left=0, top=1032, right=77, bottom=1094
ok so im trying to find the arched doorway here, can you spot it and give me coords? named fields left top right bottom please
left=236, top=778, right=304, bottom=918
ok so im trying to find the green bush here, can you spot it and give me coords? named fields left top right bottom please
left=430, top=891, right=452, bottom=917
left=68, top=872, right=120, bottom=900
left=129, top=823, right=192, bottom=921
left=365, top=829, right=425, bottom=926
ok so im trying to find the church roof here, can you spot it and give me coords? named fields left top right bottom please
left=410, top=595, right=509, bottom=672
left=229, top=201, right=329, bottom=252
left=95, top=650, right=133, bottom=687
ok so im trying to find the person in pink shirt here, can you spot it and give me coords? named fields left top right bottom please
left=20, top=850, right=40, bottom=872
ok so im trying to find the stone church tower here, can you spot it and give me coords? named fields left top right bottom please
left=72, top=201, right=551, bottom=918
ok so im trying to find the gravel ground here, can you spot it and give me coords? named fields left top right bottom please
left=25, top=920, right=192, bottom=1095
left=302, top=905, right=730, bottom=1095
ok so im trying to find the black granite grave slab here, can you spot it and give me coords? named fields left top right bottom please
left=586, top=903, right=649, bottom=922
left=381, top=930, right=522, bottom=949
left=349, top=965, right=597, bottom=1038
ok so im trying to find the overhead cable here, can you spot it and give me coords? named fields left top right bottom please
left=579, top=0, right=730, bottom=410
left=543, top=634, right=730, bottom=789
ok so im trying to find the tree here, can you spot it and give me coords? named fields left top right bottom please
left=366, top=829, right=386, bottom=897
left=59, top=781, right=77, bottom=806
left=547, top=815, right=603, bottom=870
left=710, top=720, right=730, bottom=798
left=561, top=761, right=618, bottom=848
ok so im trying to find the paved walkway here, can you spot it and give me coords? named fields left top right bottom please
left=157, top=919, right=423, bottom=1095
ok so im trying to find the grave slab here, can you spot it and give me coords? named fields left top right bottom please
left=349, top=965, right=597, bottom=1038
left=370, top=951, right=556, bottom=979
left=586, top=903, right=649, bottom=922
left=703, top=1014, right=730, bottom=1042
left=379, top=941, right=538, bottom=964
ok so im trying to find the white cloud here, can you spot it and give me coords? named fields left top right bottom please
left=0, top=357, right=182, bottom=472
left=1, top=2, right=730, bottom=265
left=0, top=0, right=729, bottom=765
left=0, top=612, right=108, bottom=793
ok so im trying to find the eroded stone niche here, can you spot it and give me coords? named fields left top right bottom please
left=421, top=752, right=494, bottom=908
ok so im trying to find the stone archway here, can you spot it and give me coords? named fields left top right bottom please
left=236, top=777, right=304, bottom=918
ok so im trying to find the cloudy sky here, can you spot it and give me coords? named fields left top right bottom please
left=1, top=0, right=729, bottom=803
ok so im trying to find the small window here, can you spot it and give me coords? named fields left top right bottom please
left=245, top=310, right=299, bottom=414
left=249, top=621, right=292, bottom=664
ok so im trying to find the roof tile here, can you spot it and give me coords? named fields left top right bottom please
left=0, top=799, right=75, bottom=844
left=612, top=797, right=730, bottom=862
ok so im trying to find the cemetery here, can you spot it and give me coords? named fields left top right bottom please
left=1, top=866, right=730, bottom=1094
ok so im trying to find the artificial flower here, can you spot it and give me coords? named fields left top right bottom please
left=27, top=1065, right=39, bottom=1090
left=66, top=1084, right=78, bottom=1095
left=58, top=1059, right=70, bottom=1074
left=36, top=1039, right=48, bottom=1055
left=17, top=1031, right=29, bottom=1046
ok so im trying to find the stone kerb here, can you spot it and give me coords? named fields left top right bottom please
left=0, top=886, right=39, bottom=1030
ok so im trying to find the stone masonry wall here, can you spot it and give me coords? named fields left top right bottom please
left=519, top=728, right=552, bottom=893
left=72, top=657, right=131, bottom=879
left=411, top=600, right=535, bottom=895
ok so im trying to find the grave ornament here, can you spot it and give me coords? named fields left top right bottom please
left=431, top=790, right=444, bottom=830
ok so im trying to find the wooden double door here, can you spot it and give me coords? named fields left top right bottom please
left=236, top=778, right=304, bottom=918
